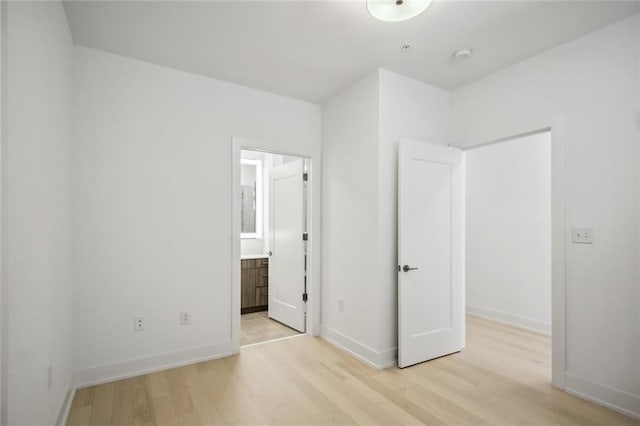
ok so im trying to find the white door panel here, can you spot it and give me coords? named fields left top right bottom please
left=398, top=140, right=464, bottom=368
left=269, top=159, right=306, bottom=332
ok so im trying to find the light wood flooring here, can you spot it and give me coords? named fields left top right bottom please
left=67, top=316, right=640, bottom=425
left=240, top=311, right=301, bottom=346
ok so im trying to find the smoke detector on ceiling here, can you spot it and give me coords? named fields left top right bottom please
left=453, top=49, right=473, bottom=60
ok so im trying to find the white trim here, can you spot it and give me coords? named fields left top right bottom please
left=549, top=118, right=567, bottom=390
left=565, top=373, right=640, bottom=420
left=321, top=325, right=397, bottom=370
left=466, top=305, right=551, bottom=335
left=73, top=341, right=232, bottom=388
left=56, top=386, right=76, bottom=426
left=0, top=2, right=7, bottom=423
left=457, top=119, right=566, bottom=389
left=231, top=137, right=322, bottom=357
left=240, top=333, right=305, bottom=349
left=231, top=142, right=242, bottom=354
left=460, top=127, right=551, bottom=152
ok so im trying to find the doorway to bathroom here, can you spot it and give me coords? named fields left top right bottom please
left=236, top=148, right=309, bottom=347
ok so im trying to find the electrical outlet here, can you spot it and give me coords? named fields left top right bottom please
left=180, top=312, right=191, bottom=325
left=47, top=364, right=53, bottom=390
left=337, top=299, right=344, bottom=312
left=572, top=226, right=594, bottom=244
left=134, top=316, right=144, bottom=332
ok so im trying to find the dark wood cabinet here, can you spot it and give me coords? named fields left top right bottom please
left=241, top=258, right=268, bottom=314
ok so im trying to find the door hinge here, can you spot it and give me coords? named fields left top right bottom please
left=303, top=173, right=308, bottom=181
left=302, top=232, right=308, bottom=241
left=302, top=292, right=308, bottom=302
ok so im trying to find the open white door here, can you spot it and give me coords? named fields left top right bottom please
left=268, top=159, right=306, bottom=332
left=398, top=140, right=464, bottom=368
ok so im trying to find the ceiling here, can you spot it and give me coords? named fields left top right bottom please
left=63, top=1, right=640, bottom=103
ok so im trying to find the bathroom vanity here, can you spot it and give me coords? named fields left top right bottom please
left=241, top=255, right=269, bottom=314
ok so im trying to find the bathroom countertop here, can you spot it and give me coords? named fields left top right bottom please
left=241, top=254, right=269, bottom=260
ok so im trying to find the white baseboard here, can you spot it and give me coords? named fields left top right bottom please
left=320, top=325, right=397, bottom=370
left=565, top=373, right=640, bottom=420
left=466, top=305, right=551, bottom=335
left=56, top=385, right=76, bottom=426
left=74, top=341, right=233, bottom=388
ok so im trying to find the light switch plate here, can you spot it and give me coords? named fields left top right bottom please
left=572, top=227, right=594, bottom=244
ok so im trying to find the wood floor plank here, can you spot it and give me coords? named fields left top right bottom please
left=147, top=370, right=171, bottom=399
left=151, top=395, right=179, bottom=426
left=110, top=377, right=136, bottom=426
left=71, top=387, right=95, bottom=410
left=87, top=382, right=113, bottom=426
left=67, top=406, right=91, bottom=426
left=132, top=377, right=156, bottom=426
left=67, top=317, right=640, bottom=425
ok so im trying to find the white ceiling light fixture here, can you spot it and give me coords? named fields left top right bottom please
left=453, top=49, right=473, bottom=60
left=367, top=0, right=433, bottom=22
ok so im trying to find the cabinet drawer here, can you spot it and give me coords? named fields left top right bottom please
left=255, top=286, right=268, bottom=306
left=241, top=258, right=269, bottom=269
left=258, top=268, right=269, bottom=286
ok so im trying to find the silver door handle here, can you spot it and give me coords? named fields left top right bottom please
left=401, top=265, right=419, bottom=272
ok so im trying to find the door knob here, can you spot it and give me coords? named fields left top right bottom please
left=402, top=265, right=419, bottom=272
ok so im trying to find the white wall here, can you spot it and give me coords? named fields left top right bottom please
left=321, top=69, right=450, bottom=367
left=4, top=1, right=74, bottom=424
left=73, top=47, right=321, bottom=385
left=451, top=14, right=640, bottom=417
left=465, top=132, right=552, bottom=334
left=321, top=70, right=382, bottom=363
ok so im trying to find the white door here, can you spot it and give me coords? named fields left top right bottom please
left=268, top=159, right=306, bottom=332
left=398, top=140, right=464, bottom=368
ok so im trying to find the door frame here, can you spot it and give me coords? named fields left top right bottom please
left=456, top=117, right=566, bottom=389
left=0, top=2, right=7, bottom=421
left=230, top=137, right=320, bottom=354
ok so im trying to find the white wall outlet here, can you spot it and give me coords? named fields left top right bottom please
left=337, top=298, right=344, bottom=312
left=134, top=316, right=145, bottom=331
left=572, top=227, right=594, bottom=244
left=47, top=364, right=53, bottom=390
left=180, top=312, right=191, bottom=325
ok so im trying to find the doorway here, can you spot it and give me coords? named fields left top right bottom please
left=236, top=148, right=310, bottom=347
left=397, top=123, right=565, bottom=387
left=461, top=124, right=566, bottom=391
left=464, top=130, right=552, bottom=335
